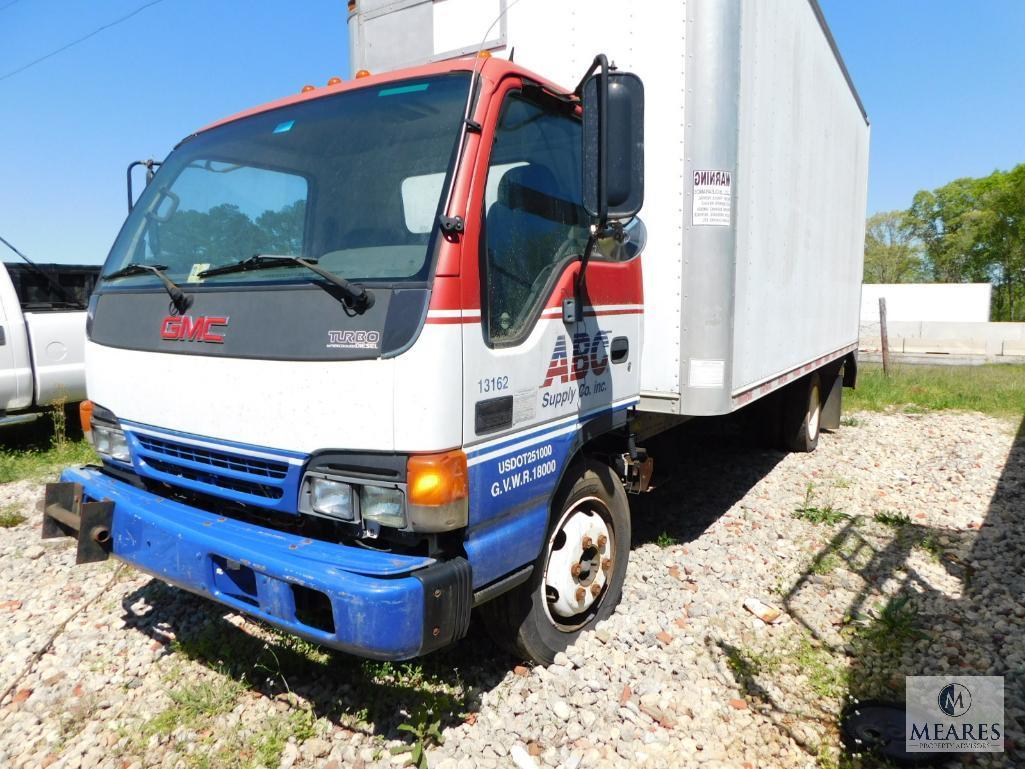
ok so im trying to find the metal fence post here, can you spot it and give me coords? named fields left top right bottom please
left=879, top=297, right=890, bottom=377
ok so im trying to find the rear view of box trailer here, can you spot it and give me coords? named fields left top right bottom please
left=350, top=0, right=870, bottom=418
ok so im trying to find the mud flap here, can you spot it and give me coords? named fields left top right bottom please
left=820, top=373, right=843, bottom=430
left=42, top=482, right=114, bottom=564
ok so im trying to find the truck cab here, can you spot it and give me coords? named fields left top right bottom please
left=48, top=56, right=645, bottom=662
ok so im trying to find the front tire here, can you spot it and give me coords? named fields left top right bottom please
left=481, top=459, right=631, bottom=664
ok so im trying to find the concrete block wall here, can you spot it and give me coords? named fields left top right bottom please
left=859, top=321, right=1025, bottom=358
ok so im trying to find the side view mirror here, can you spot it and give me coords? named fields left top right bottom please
left=579, top=56, right=644, bottom=223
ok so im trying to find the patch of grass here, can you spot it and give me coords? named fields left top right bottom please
left=250, top=709, right=316, bottom=769
left=654, top=531, right=678, bottom=548
left=391, top=700, right=445, bottom=769
left=794, top=639, right=848, bottom=699
left=725, top=645, right=780, bottom=684
left=809, top=551, right=841, bottom=575
left=850, top=594, right=928, bottom=652
left=793, top=484, right=850, bottom=526
left=873, top=510, right=911, bottom=528
left=0, top=440, right=95, bottom=483
left=839, top=415, right=861, bottom=427
left=914, top=533, right=944, bottom=560
left=171, top=622, right=331, bottom=686
left=141, top=677, right=247, bottom=739
left=0, top=504, right=27, bottom=528
left=846, top=363, right=1025, bottom=418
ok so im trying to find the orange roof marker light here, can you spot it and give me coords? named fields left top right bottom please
left=327, top=76, right=342, bottom=86
left=355, top=69, right=372, bottom=79
left=477, top=50, right=492, bottom=59
left=300, top=84, right=315, bottom=93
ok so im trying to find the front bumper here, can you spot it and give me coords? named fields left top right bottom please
left=44, top=466, right=472, bottom=660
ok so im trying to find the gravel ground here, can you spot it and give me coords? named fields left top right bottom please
left=0, top=410, right=1022, bottom=769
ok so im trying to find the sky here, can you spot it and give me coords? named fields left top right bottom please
left=0, top=0, right=1023, bottom=265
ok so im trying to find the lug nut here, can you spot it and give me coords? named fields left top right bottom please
left=575, top=586, right=586, bottom=602
left=597, top=534, right=608, bottom=550
left=582, top=536, right=593, bottom=549
left=602, top=557, right=611, bottom=573
left=590, top=583, right=601, bottom=597
left=571, top=563, right=582, bottom=578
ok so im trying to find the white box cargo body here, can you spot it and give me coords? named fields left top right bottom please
left=349, top=0, right=870, bottom=416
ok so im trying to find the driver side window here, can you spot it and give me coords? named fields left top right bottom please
left=482, top=94, right=588, bottom=344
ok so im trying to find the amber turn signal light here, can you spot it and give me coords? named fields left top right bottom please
left=79, top=400, right=94, bottom=436
left=408, top=449, right=468, bottom=506
left=406, top=449, right=469, bottom=532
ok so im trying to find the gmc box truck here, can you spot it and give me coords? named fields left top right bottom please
left=43, top=0, right=869, bottom=663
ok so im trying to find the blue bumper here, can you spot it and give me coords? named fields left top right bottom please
left=55, top=466, right=471, bottom=660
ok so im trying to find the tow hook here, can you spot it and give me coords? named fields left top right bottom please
left=41, top=482, right=114, bottom=564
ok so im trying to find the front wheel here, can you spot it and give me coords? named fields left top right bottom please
left=481, top=459, right=631, bottom=664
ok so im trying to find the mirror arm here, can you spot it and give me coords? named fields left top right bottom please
left=575, top=219, right=624, bottom=296
left=126, top=159, right=161, bottom=213
left=576, top=55, right=610, bottom=227
left=576, top=227, right=599, bottom=298
left=573, top=54, right=609, bottom=97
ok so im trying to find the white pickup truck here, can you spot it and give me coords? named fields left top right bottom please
left=0, top=260, right=99, bottom=428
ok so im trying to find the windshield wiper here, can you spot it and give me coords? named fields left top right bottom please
left=198, top=255, right=375, bottom=313
left=102, top=263, right=191, bottom=314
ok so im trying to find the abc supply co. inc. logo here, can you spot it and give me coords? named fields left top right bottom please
left=906, top=676, right=1003, bottom=754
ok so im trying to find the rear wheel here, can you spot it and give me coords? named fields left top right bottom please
left=481, top=459, right=630, bottom=664
left=782, top=372, right=822, bottom=452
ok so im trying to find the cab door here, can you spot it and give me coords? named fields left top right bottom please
left=458, top=80, right=643, bottom=588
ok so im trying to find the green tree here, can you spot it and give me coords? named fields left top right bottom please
left=156, top=201, right=306, bottom=268
left=255, top=199, right=306, bottom=255
left=863, top=210, right=924, bottom=283
left=905, top=164, right=1025, bottom=321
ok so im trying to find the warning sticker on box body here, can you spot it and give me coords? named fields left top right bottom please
left=692, top=169, right=732, bottom=226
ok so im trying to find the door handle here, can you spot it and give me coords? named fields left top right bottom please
left=610, top=336, right=629, bottom=363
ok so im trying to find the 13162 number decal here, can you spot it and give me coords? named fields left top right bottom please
left=478, top=376, right=509, bottom=393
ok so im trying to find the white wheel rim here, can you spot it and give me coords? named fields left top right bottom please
left=542, top=496, right=613, bottom=630
left=807, top=382, right=821, bottom=441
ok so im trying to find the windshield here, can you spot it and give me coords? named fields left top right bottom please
left=102, top=73, right=470, bottom=289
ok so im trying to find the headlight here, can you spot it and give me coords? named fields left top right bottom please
left=360, top=485, right=405, bottom=528
left=309, top=477, right=356, bottom=521
left=92, top=421, right=130, bottom=463
left=299, top=451, right=469, bottom=534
